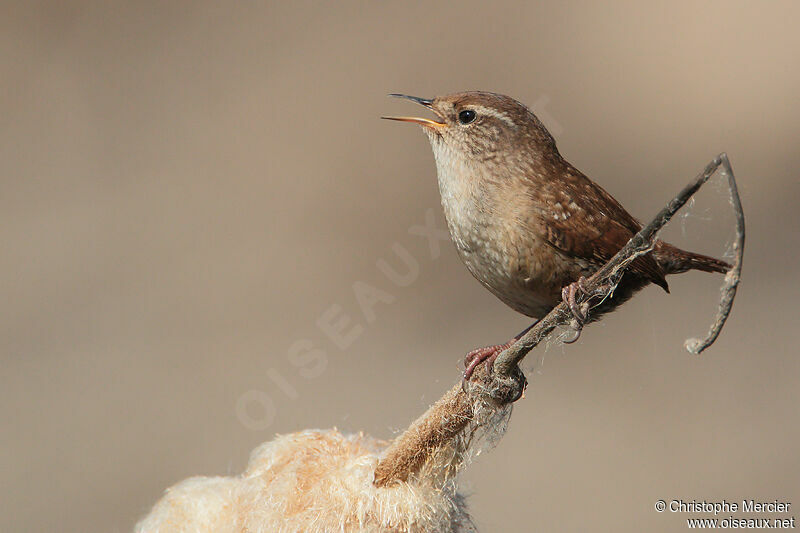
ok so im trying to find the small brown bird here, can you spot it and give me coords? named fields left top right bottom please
left=384, top=92, right=730, bottom=378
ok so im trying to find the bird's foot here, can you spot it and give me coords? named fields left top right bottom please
left=562, top=276, right=591, bottom=322
left=561, top=277, right=591, bottom=343
left=461, top=322, right=537, bottom=390
left=463, top=341, right=513, bottom=382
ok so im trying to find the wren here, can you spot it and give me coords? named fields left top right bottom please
left=384, top=92, right=729, bottom=378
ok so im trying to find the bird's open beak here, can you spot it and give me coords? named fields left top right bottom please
left=382, top=94, right=445, bottom=128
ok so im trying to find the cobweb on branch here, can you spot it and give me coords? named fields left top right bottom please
left=666, top=169, right=738, bottom=264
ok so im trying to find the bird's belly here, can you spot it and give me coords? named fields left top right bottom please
left=453, top=228, right=567, bottom=319
left=436, top=157, right=583, bottom=318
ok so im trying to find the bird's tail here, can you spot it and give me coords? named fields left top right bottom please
left=654, top=241, right=731, bottom=275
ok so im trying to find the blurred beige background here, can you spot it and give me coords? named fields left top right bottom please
left=2, top=1, right=798, bottom=531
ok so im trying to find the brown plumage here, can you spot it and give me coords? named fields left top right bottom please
left=384, top=91, right=729, bottom=374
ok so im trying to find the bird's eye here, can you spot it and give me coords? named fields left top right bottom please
left=458, top=109, right=476, bottom=124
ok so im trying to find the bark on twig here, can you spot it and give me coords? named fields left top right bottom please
left=374, top=153, right=744, bottom=487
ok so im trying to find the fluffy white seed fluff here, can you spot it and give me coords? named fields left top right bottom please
left=135, top=429, right=477, bottom=533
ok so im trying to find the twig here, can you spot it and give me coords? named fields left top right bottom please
left=684, top=155, right=745, bottom=353
left=494, top=153, right=744, bottom=376
left=374, top=153, right=744, bottom=487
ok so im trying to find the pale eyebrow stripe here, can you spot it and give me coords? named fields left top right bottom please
left=471, top=105, right=515, bottom=127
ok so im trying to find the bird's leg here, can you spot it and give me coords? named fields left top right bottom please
left=561, top=277, right=591, bottom=344
left=463, top=322, right=537, bottom=382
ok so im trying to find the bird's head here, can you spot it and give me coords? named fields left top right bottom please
left=383, top=91, right=557, bottom=167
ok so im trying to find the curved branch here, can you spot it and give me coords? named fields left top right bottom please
left=494, top=153, right=744, bottom=376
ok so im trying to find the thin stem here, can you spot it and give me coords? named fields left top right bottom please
left=494, top=154, right=743, bottom=376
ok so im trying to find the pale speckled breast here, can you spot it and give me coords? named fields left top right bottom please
left=431, top=144, right=575, bottom=318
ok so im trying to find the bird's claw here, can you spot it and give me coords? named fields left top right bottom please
left=461, top=342, right=512, bottom=391
left=562, top=277, right=590, bottom=322
left=463, top=344, right=505, bottom=379
left=561, top=277, right=592, bottom=343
